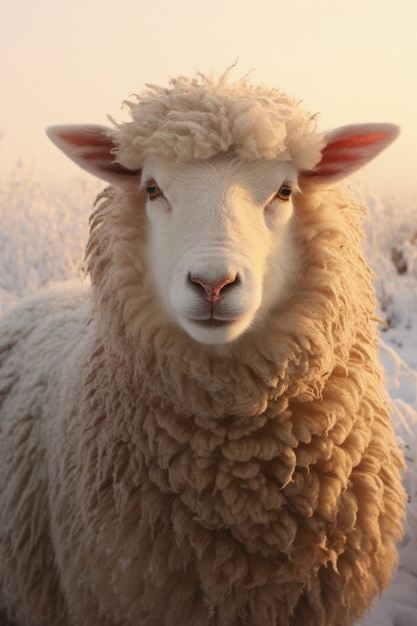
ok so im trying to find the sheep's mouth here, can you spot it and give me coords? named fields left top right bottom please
left=192, top=318, right=236, bottom=329
left=181, top=314, right=252, bottom=344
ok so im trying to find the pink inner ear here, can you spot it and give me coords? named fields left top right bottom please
left=56, top=129, right=114, bottom=149
left=325, top=129, right=391, bottom=151
left=300, top=124, right=399, bottom=186
left=49, top=125, right=141, bottom=182
left=318, top=130, right=393, bottom=168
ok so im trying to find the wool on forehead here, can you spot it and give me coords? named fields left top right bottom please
left=111, top=70, right=324, bottom=171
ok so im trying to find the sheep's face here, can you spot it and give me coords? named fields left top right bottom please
left=141, top=155, right=300, bottom=345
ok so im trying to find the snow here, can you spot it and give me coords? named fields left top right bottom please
left=1, top=167, right=416, bottom=625
left=355, top=182, right=417, bottom=626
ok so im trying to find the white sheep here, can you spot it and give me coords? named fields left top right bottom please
left=0, top=71, right=406, bottom=626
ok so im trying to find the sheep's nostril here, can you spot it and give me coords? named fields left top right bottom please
left=190, top=274, right=237, bottom=303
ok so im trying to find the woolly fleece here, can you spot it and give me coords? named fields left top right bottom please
left=112, top=70, right=323, bottom=170
left=0, top=73, right=406, bottom=626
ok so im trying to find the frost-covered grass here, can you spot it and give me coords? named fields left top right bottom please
left=359, top=183, right=417, bottom=351
left=1, top=168, right=417, bottom=625
left=0, top=163, right=100, bottom=314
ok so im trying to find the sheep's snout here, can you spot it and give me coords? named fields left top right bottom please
left=169, top=259, right=260, bottom=346
left=189, top=273, right=238, bottom=304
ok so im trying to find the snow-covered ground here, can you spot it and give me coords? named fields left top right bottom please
left=356, top=183, right=417, bottom=626
left=1, top=166, right=417, bottom=625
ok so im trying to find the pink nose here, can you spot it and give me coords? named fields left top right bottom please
left=190, top=275, right=236, bottom=303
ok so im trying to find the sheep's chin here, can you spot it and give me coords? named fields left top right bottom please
left=181, top=315, right=252, bottom=345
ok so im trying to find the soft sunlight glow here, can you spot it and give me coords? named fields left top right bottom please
left=1, top=0, right=416, bottom=193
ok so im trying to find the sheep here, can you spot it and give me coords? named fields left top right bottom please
left=0, top=70, right=406, bottom=626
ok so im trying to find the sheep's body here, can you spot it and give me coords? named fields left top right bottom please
left=0, top=72, right=406, bottom=626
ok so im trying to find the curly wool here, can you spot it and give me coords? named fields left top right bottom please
left=79, top=186, right=404, bottom=626
left=0, top=181, right=404, bottom=626
left=83, top=186, right=405, bottom=625
left=112, top=70, right=323, bottom=170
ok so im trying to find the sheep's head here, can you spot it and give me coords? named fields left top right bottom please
left=47, top=73, right=399, bottom=345
left=140, top=154, right=299, bottom=343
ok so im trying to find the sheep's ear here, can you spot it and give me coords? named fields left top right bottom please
left=299, top=123, right=399, bottom=189
left=46, top=125, right=140, bottom=187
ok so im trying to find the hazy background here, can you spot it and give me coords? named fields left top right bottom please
left=1, top=0, right=416, bottom=194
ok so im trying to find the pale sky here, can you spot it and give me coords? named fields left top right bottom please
left=1, top=0, right=417, bottom=194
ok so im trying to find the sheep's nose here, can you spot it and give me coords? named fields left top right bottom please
left=190, top=275, right=237, bottom=303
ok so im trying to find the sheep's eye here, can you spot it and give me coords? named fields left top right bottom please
left=145, top=181, right=162, bottom=200
left=276, top=184, right=293, bottom=201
